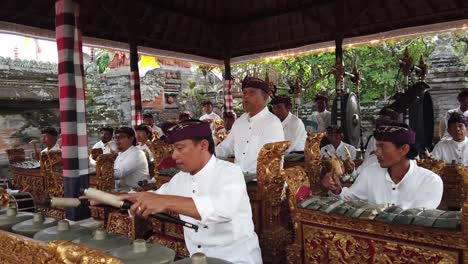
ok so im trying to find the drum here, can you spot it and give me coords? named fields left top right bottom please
left=9, top=192, right=36, bottom=213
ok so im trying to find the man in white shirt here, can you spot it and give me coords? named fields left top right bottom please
left=135, top=124, right=154, bottom=162
left=113, top=127, right=150, bottom=192
left=89, top=127, right=117, bottom=169
left=355, top=107, right=401, bottom=175
left=40, top=127, right=60, bottom=153
left=442, top=89, right=468, bottom=139
left=216, top=77, right=285, bottom=177
left=322, top=123, right=443, bottom=209
left=118, top=121, right=262, bottom=263
left=305, top=94, right=331, bottom=133
left=320, top=126, right=357, bottom=165
left=432, top=113, right=468, bottom=165
left=143, top=113, right=164, bottom=139
left=270, top=96, right=307, bottom=153
left=200, top=101, right=221, bottom=121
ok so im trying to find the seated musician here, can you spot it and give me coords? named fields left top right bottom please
left=320, top=126, right=357, bottom=174
left=432, top=113, right=468, bottom=165
left=357, top=107, right=401, bottom=174
left=113, top=127, right=150, bottom=191
left=89, top=127, right=117, bottom=169
left=143, top=113, right=164, bottom=138
left=305, top=94, right=331, bottom=133
left=135, top=124, right=154, bottom=162
left=199, top=100, right=221, bottom=121
left=270, top=95, right=307, bottom=153
left=116, top=120, right=262, bottom=263
left=442, top=89, right=468, bottom=139
left=322, top=123, right=443, bottom=209
left=221, top=111, right=236, bottom=133
left=40, top=127, right=60, bottom=153
left=215, top=77, right=284, bottom=179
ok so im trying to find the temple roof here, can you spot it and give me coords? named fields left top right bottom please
left=0, top=0, right=466, bottom=65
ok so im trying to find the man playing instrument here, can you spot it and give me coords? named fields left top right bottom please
left=113, top=127, right=150, bottom=192
left=322, top=123, right=443, bottom=209
left=40, top=127, right=60, bottom=153
left=89, top=127, right=117, bottom=170
left=116, top=120, right=262, bottom=263
left=270, top=95, right=307, bottom=153
left=432, top=113, right=468, bottom=166
left=215, top=77, right=284, bottom=179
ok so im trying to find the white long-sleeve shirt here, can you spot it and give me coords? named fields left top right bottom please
left=442, top=107, right=468, bottom=139
left=89, top=140, right=117, bottom=167
left=305, top=110, right=331, bottom=133
left=41, top=142, right=60, bottom=153
left=215, top=107, right=284, bottom=174
left=137, top=142, right=154, bottom=162
left=432, top=137, right=468, bottom=166
left=320, top=141, right=357, bottom=160
left=153, top=156, right=262, bottom=264
left=152, top=125, right=165, bottom=138
left=333, top=160, right=443, bottom=209
left=282, top=112, right=307, bottom=153
left=113, top=146, right=149, bottom=191
left=200, top=112, right=221, bottom=121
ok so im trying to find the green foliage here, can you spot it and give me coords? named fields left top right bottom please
left=95, top=50, right=111, bottom=74
left=179, top=80, right=208, bottom=117
left=232, top=33, right=466, bottom=104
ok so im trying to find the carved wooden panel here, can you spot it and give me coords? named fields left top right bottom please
left=95, top=152, right=118, bottom=192
left=302, top=224, right=460, bottom=264
left=0, top=230, right=122, bottom=264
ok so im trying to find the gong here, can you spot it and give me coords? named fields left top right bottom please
left=388, top=82, right=434, bottom=151
left=409, top=90, right=434, bottom=152
left=331, top=92, right=362, bottom=147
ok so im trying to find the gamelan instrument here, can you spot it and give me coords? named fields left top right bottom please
left=52, top=188, right=199, bottom=231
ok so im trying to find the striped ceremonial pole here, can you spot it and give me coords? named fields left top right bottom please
left=223, top=58, right=233, bottom=113
left=130, top=43, right=142, bottom=127
left=55, top=0, right=90, bottom=220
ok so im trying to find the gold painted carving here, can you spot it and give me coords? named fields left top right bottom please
left=149, top=139, right=174, bottom=176
left=95, top=153, right=118, bottom=192
left=256, top=141, right=292, bottom=263
left=302, top=225, right=459, bottom=264
left=0, top=230, right=122, bottom=264
left=304, top=132, right=325, bottom=193
left=6, top=148, right=26, bottom=163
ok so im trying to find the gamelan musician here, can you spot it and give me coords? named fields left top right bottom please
left=322, top=123, right=443, bottom=209
left=112, top=120, right=262, bottom=263
left=432, top=113, right=468, bottom=166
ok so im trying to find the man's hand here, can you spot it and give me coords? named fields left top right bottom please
left=343, top=159, right=355, bottom=175
left=128, top=192, right=169, bottom=219
left=321, top=171, right=342, bottom=195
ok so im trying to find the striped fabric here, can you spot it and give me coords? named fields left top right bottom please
left=56, top=0, right=89, bottom=177
left=223, top=79, right=233, bottom=113
left=55, top=0, right=90, bottom=220
left=130, top=44, right=142, bottom=126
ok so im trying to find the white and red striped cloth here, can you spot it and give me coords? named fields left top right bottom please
left=223, top=79, right=233, bottom=113
left=130, top=44, right=142, bottom=126
left=55, top=0, right=89, bottom=178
